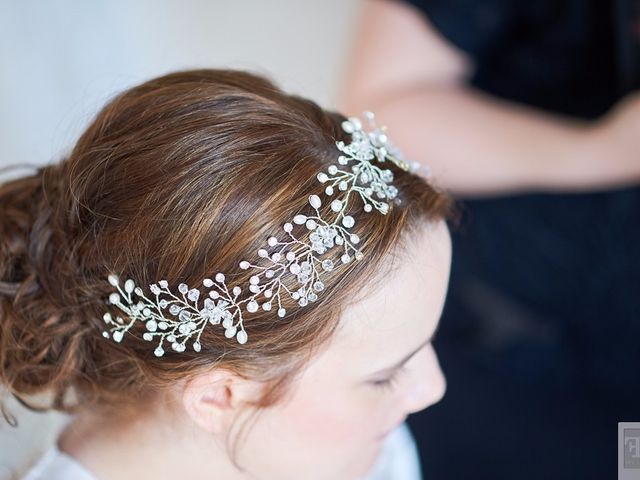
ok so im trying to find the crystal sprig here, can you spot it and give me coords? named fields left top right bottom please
left=101, top=111, right=423, bottom=356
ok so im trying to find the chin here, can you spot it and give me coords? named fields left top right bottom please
left=349, top=442, right=385, bottom=479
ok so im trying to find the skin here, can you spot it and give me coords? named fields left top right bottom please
left=339, top=0, right=640, bottom=197
left=58, top=219, right=451, bottom=480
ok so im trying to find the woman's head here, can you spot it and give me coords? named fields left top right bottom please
left=0, top=69, right=452, bottom=479
left=221, top=219, right=451, bottom=479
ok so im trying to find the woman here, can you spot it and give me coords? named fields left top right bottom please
left=0, top=69, right=453, bottom=480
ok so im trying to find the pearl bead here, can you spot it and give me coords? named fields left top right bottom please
left=309, top=194, right=322, bottom=209
left=342, top=216, right=355, bottom=228
left=124, top=279, right=135, bottom=293
left=289, top=263, right=301, bottom=275
left=341, top=121, right=354, bottom=133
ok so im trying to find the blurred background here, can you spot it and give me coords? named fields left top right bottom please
left=2, top=1, right=639, bottom=479
left=0, top=1, right=358, bottom=173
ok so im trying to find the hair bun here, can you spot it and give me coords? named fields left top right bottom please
left=0, top=161, right=94, bottom=422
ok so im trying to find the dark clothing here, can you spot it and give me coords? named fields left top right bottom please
left=400, top=1, right=640, bottom=478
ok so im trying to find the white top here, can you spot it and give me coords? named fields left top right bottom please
left=21, top=444, right=95, bottom=480
left=360, top=422, right=423, bottom=480
left=21, top=421, right=422, bottom=480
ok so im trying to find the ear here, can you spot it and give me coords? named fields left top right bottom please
left=181, top=368, right=263, bottom=435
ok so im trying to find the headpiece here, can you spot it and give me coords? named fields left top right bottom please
left=101, top=111, right=424, bottom=356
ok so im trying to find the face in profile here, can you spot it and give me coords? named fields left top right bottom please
left=233, top=219, right=452, bottom=479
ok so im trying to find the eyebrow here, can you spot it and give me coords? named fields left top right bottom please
left=369, top=322, right=441, bottom=377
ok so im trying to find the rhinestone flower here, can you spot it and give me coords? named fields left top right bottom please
left=101, top=111, right=424, bottom=356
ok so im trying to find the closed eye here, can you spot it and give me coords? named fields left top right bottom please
left=371, top=363, right=409, bottom=391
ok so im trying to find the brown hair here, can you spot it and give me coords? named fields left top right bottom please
left=0, top=68, right=452, bottom=461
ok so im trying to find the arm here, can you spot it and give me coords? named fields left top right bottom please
left=337, top=0, right=640, bottom=197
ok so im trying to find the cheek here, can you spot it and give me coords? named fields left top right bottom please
left=235, top=383, right=388, bottom=480
left=288, top=386, right=383, bottom=445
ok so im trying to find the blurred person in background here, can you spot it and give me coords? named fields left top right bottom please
left=339, top=0, right=640, bottom=478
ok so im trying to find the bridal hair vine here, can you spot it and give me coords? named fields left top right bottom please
left=101, top=111, right=425, bottom=357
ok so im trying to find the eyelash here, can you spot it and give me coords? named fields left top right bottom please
left=371, top=364, right=409, bottom=391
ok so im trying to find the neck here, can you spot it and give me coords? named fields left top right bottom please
left=57, top=406, right=249, bottom=480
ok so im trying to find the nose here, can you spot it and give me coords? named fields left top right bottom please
left=403, top=344, right=446, bottom=415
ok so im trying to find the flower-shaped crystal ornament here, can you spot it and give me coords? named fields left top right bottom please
left=101, top=111, right=424, bottom=356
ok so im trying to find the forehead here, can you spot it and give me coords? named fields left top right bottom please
left=309, top=220, right=452, bottom=377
